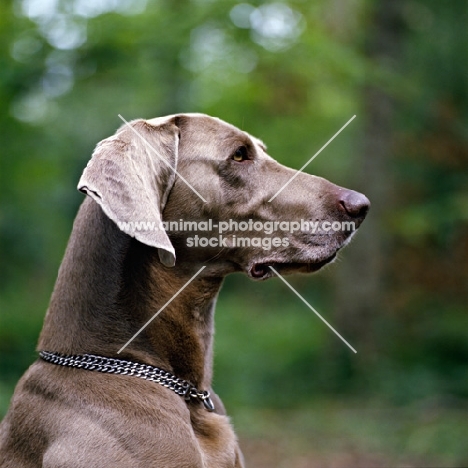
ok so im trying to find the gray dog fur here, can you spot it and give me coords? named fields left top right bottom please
left=0, top=114, right=369, bottom=467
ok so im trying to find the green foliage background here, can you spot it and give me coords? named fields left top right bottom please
left=1, top=0, right=467, bottom=465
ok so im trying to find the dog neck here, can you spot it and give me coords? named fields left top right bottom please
left=38, top=198, right=225, bottom=390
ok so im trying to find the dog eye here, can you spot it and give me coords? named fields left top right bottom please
left=232, top=146, right=248, bottom=162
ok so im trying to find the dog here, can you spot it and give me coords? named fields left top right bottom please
left=0, top=114, right=369, bottom=467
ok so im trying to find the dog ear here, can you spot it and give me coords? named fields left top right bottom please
left=77, top=118, right=179, bottom=267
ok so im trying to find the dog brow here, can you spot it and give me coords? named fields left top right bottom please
left=246, top=133, right=267, bottom=152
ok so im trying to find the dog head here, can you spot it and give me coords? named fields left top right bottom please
left=78, top=114, right=369, bottom=279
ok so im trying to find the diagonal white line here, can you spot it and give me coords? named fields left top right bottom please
left=268, top=115, right=356, bottom=203
left=117, top=266, right=206, bottom=354
left=268, top=266, right=357, bottom=353
left=118, top=114, right=207, bottom=203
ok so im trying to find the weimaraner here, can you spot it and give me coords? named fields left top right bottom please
left=0, top=114, right=369, bottom=467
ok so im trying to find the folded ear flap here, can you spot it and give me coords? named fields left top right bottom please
left=77, top=118, right=179, bottom=267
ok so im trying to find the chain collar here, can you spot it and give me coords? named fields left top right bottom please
left=39, top=351, right=215, bottom=412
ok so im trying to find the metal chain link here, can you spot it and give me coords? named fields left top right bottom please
left=39, top=351, right=215, bottom=412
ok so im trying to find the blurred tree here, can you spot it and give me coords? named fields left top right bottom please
left=334, top=0, right=406, bottom=360
left=1, top=0, right=467, bottom=418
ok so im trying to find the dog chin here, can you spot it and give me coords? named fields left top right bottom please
left=247, top=253, right=337, bottom=280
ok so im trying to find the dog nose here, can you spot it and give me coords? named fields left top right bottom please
left=339, top=190, right=370, bottom=219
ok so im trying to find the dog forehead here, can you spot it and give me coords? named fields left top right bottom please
left=145, top=113, right=267, bottom=156
left=181, top=113, right=242, bottom=135
left=180, top=113, right=266, bottom=149
left=147, top=113, right=230, bottom=133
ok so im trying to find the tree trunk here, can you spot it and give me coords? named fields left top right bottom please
left=333, top=0, right=405, bottom=360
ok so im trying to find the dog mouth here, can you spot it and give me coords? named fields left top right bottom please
left=248, top=254, right=337, bottom=280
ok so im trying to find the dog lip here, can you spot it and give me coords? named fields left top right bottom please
left=248, top=253, right=337, bottom=279
left=306, top=252, right=337, bottom=270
